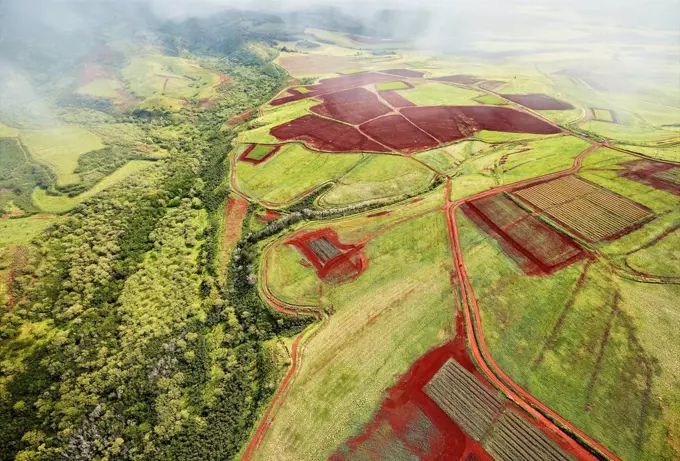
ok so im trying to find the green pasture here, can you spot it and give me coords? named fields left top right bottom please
left=246, top=145, right=277, bottom=161
left=399, top=82, right=483, bottom=106
left=318, top=155, right=436, bottom=207
left=75, top=78, right=124, bottom=101
left=258, top=211, right=455, bottom=461
left=375, top=81, right=410, bottom=91
left=475, top=94, right=506, bottom=105
left=414, top=141, right=490, bottom=175
left=21, top=126, right=105, bottom=187
left=32, top=160, right=154, bottom=213
left=233, top=143, right=361, bottom=206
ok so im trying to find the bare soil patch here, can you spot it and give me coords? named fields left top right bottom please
left=360, top=115, right=439, bottom=153
left=310, top=88, right=392, bottom=125
left=501, top=94, right=574, bottom=110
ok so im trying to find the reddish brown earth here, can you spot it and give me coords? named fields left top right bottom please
left=227, top=109, right=254, bottom=126
left=310, top=88, right=392, bottom=124
left=258, top=209, right=282, bottom=223
left=238, top=144, right=283, bottom=164
left=618, top=159, right=680, bottom=195
left=270, top=115, right=390, bottom=152
left=381, top=69, right=426, bottom=78
left=360, top=115, right=439, bottom=153
left=401, top=106, right=562, bottom=143
left=501, top=94, right=574, bottom=110
left=287, top=228, right=367, bottom=284
left=223, top=198, right=249, bottom=255
left=367, top=210, right=391, bottom=218
left=461, top=194, right=587, bottom=275
left=270, top=73, right=399, bottom=106
left=431, top=75, right=484, bottom=85
left=379, top=91, right=416, bottom=108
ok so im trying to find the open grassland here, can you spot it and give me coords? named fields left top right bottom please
left=473, top=130, right=558, bottom=143
left=318, top=155, right=436, bottom=207
left=626, top=229, right=680, bottom=277
left=475, top=94, right=507, bottom=105
left=256, top=212, right=455, bottom=461
left=449, top=135, right=590, bottom=201
left=233, top=143, right=362, bottom=206
left=121, top=52, right=220, bottom=108
left=32, top=160, right=154, bottom=213
left=456, top=210, right=677, bottom=460
left=613, top=143, right=680, bottom=162
left=75, top=78, right=125, bottom=101
left=0, top=138, right=48, bottom=214
left=0, top=216, right=56, bottom=247
left=414, top=141, right=490, bottom=175
left=0, top=123, right=20, bottom=138
left=399, top=82, right=483, bottom=106
left=21, top=126, right=105, bottom=186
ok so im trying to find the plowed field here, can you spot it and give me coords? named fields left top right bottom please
left=310, top=88, right=392, bottom=124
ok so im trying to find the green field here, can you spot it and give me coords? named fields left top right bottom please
left=375, top=81, right=410, bottom=91
left=399, top=82, right=483, bottom=106
left=246, top=145, right=277, bottom=161
left=475, top=94, right=507, bottom=105
left=32, top=160, right=155, bottom=213
left=257, top=211, right=455, bottom=461
left=21, top=126, right=105, bottom=187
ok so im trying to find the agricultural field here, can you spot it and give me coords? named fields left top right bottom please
left=238, top=25, right=680, bottom=461
left=1, top=6, right=679, bottom=461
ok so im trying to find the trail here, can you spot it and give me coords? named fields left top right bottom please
left=444, top=142, right=621, bottom=461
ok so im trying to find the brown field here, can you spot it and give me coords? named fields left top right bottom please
left=513, top=175, right=652, bottom=241
left=310, top=88, right=392, bottom=124
left=461, top=194, right=586, bottom=275
left=424, top=359, right=504, bottom=441
left=501, top=94, right=574, bottom=110
left=482, top=412, right=574, bottom=461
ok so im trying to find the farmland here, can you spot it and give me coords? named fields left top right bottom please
left=1, top=7, right=679, bottom=461
left=237, top=29, right=679, bottom=461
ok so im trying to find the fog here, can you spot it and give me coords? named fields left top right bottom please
left=0, top=0, right=678, bottom=125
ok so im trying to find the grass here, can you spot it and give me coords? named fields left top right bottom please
left=626, top=229, right=680, bottom=277
left=414, top=141, right=489, bottom=175
left=612, top=143, right=680, bottom=162
left=258, top=211, right=455, bottom=461
left=474, top=131, right=557, bottom=143
left=476, top=94, right=507, bottom=105
left=0, top=123, right=20, bottom=138
left=234, top=143, right=362, bottom=206
left=593, top=109, right=614, bottom=122
left=75, top=78, right=124, bottom=100
left=456, top=209, right=676, bottom=460
left=399, top=82, right=483, bottom=106
left=292, top=86, right=311, bottom=94
left=32, top=160, right=154, bottom=213
left=342, top=68, right=366, bottom=75
left=0, top=138, right=47, bottom=214
left=246, top=145, right=277, bottom=161
left=449, top=135, right=590, bottom=200
left=21, top=126, right=105, bottom=187
left=318, top=155, right=436, bottom=207
left=375, top=81, right=410, bottom=91
left=0, top=216, right=56, bottom=247
left=121, top=51, right=219, bottom=108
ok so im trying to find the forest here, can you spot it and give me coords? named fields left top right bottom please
left=0, top=6, right=316, bottom=460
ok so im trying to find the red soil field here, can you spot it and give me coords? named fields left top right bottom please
left=501, top=94, right=574, bottom=110
left=310, top=88, right=392, bottom=124
left=270, top=73, right=398, bottom=106
left=379, top=90, right=416, bottom=108
left=401, top=106, right=562, bottom=143
left=360, top=115, right=439, bottom=153
left=238, top=144, right=283, bottom=164
left=461, top=194, right=586, bottom=275
left=223, top=197, right=249, bottom=255
left=381, top=69, right=426, bottom=78
left=258, top=209, right=282, bottom=223
left=227, top=109, right=253, bottom=125
left=431, top=75, right=484, bottom=85
left=270, top=115, right=390, bottom=152
left=367, top=210, right=391, bottom=218
left=287, top=228, right=368, bottom=284
left=618, top=159, right=680, bottom=195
